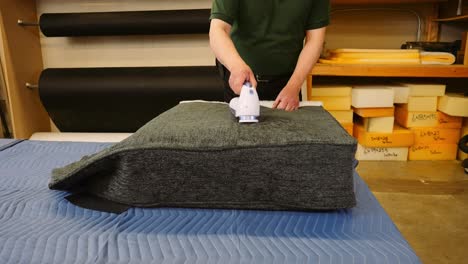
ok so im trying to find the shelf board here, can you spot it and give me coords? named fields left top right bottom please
left=311, top=64, right=468, bottom=78
left=433, top=14, right=468, bottom=22
left=331, top=0, right=446, bottom=4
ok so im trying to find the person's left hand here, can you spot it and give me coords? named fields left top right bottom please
left=272, top=86, right=300, bottom=111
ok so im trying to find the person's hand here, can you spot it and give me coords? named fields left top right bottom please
left=228, top=63, right=257, bottom=95
left=273, top=86, right=300, bottom=111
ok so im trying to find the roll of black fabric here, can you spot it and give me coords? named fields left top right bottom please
left=39, top=9, right=211, bottom=37
left=38, top=66, right=224, bottom=132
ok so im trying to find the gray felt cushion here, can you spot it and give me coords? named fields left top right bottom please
left=50, top=102, right=357, bottom=210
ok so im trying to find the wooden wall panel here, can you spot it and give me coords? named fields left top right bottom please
left=464, top=32, right=468, bottom=65
left=0, top=0, right=50, bottom=138
left=37, top=0, right=214, bottom=69
left=425, top=4, right=440, bottom=41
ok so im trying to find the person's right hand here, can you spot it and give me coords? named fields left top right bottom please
left=228, top=63, right=257, bottom=95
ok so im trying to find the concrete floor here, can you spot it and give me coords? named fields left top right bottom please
left=357, top=161, right=468, bottom=264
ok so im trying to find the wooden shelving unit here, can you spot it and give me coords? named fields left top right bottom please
left=307, top=0, right=468, bottom=96
left=0, top=0, right=465, bottom=139
left=433, top=14, right=468, bottom=22
left=331, top=0, right=447, bottom=4
left=312, top=64, right=468, bottom=77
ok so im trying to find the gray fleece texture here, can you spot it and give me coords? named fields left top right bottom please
left=50, top=102, right=357, bottom=210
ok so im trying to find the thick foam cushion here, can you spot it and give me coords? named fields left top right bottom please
left=50, top=102, right=357, bottom=210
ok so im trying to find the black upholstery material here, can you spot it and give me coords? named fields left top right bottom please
left=39, top=9, right=211, bottom=37
left=50, top=103, right=358, bottom=212
left=38, top=66, right=223, bottom=132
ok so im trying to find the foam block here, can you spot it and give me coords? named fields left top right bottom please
left=438, top=93, right=468, bottom=117
left=355, top=144, right=408, bottom=161
left=353, top=107, right=394, bottom=117
left=329, top=110, right=353, bottom=124
left=354, top=125, right=414, bottom=147
left=389, top=85, right=410, bottom=104
left=351, top=86, right=394, bottom=108
left=394, top=107, right=462, bottom=129
left=309, top=96, right=351, bottom=110
left=411, top=128, right=461, bottom=144
left=409, top=144, right=458, bottom=160
left=399, top=96, right=438, bottom=112
left=310, top=85, right=352, bottom=97
left=341, top=123, right=354, bottom=136
left=395, top=107, right=438, bottom=128
left=362, top=116, right=395, bottom=133
left=397, top=83, right=446, bottom=97
left=437, top=111, right=463, bottom=129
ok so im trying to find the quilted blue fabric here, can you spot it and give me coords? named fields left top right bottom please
left=0, top=139, right=22, bottom=151
left=0, top=140, right=420, bottom=264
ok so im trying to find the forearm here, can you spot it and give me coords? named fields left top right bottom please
left=286, top=28, right=326, bottom=93
left=209, top=19, right=257, bottom=92
left=209, top=23, right=246, bottom=71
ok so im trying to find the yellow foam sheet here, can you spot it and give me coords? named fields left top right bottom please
left=354, top=124, right=414, bottom=148
left=319, top=58, right=420, bottom=64
left=329, top=52, right=420, bottom=59
left=328, top=110, right=353, bottom=124
left=309, top=96, right=351, bottom=111
left=321, top=49, right=421, bottom=64
left=353, top=107, right=394, bottom=118
left=341, top=123, right=354, bottom=136
left=330, top=49, right=420, bottom=54
left=310, top=85, right=352, bottom=97
left=409, top=144, right=458, bottom=161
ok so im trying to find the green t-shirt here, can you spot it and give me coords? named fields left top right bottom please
left=210, top=0, right=330, bottom=75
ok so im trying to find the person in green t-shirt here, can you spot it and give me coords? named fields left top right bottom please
left=210, top=0, right=330, bottom=111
